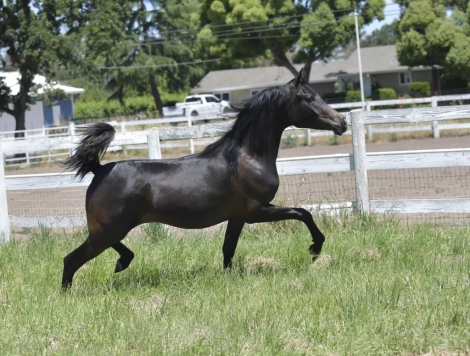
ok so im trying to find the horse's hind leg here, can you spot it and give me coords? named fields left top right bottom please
left=112, top=242, right=134, bottom=273
left=61, top=233, right=111, bottom=290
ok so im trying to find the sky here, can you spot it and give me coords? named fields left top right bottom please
left=363, top=1, right=401, bottom=35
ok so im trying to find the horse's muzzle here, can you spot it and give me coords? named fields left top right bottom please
left=334, top=114, right=348, bottom=136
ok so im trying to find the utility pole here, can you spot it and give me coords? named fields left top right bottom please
left=354, top=9, right=365, bottom=109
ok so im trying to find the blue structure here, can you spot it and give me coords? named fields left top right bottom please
left=43, top=98, right=75, bottom=127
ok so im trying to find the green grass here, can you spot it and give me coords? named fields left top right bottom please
left=0, top=216, right=469, bottom=355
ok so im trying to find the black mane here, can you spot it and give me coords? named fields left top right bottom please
left=198, top=86, right=288, bottom=177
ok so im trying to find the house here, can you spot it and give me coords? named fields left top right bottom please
left=190, top=45, right=437, bottom=103
left=0, top=72, right=84, bottom=135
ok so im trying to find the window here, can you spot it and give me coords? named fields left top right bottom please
left=185, top=97, right=202, bottom=103
left=399, top=72, right=411, bottom=85
left=213, top=92, right=231, bottom=101
left=205, top=96, right=219, bottom=103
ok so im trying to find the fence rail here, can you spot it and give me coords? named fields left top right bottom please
left=3, top=93, right=470, bottom=166
left=1, top=104, right=470, bottom=242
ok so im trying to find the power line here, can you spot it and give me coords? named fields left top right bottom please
left=147, top=5, right=377, bottom=39
left=97, top=58, right=221, bottom=70
left=129, top=6, right=445, bottom=47
left=139, top=1, right=417, bottom=40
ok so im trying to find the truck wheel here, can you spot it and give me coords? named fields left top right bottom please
left=191, top=111, right=199, bottom=125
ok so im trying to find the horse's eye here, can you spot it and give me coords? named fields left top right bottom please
left=305, top=96, right=314, bottom=103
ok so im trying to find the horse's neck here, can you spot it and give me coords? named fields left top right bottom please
left=246, top=117, right=287, bottom=168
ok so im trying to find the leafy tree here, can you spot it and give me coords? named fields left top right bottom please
left=395, top=0, right=470, bottom=79
left=361, top=23, right=397, bottom=47
left=195, top=0, right=386, bottom=76
left=0, top=0, right=78, bottom=136
left=77, top=0, right=206, bottom=116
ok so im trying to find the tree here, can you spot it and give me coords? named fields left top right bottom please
left=395, top=0, right=470, bottom=79
left=361, top=23, right=397, bottom=47
left=77, top=0, right=206, bottom=116
left=0, top=0, right=81, bottom=136
left=195, top=0, right=386, bottom=76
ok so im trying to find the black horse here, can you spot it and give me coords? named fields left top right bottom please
left=61, top=63, right=347, bottom=289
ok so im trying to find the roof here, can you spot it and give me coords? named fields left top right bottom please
left=191, top=45, right=432, bottom=93
left=0, top=71, right=84, bottom=96
left=330, top=45, right=431, bottom=77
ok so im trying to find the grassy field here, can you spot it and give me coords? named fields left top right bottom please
left=0, top=216, right=469, bottom=355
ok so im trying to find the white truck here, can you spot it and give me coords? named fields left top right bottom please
left=163, top=94, right=232, bottom=123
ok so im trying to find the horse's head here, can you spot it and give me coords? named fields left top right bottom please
left=286, top=63, right=348, bottom=136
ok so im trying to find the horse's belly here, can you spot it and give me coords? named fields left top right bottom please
left=144, top=206, right=229, bottom=229
left=143, top=192, right=234, bottom=229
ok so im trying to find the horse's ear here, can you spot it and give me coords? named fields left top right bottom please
left=295, top=62, right=311, bottom=88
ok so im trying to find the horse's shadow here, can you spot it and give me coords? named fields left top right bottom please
left=103, top=261, right=287, bottom=291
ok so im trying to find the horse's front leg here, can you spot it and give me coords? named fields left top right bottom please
left=246, top=204, right=325, bottom=261
left=222, top=220, right=245, bottom=268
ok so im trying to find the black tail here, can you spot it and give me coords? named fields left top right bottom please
left=62, top=123, right=116, bottom=179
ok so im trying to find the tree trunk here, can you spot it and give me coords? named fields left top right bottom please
left=149, top=76, right=164, bottom=117
left=14, top=98, right=26, bottom=139
left=431, top=67, right=441, bottom=96
left=13, top=110, right=26, bottom=161
left=265, top=41, right=299, bottom=77
left=13, top=91, right=27, bottom=162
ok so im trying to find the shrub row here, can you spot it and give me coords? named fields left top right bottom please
left=324, top=84, right=434, bottom=104
left=75, top=93, right=187, bottom=118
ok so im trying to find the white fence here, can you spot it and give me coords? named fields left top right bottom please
left=1, top=104, right=470, bottom=242
left=3, top=93, right=470, bottom=166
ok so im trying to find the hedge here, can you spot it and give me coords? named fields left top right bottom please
left=345, top=90, right=362, bottom=102
left=323, top=92, right=347, bottom=102
left=373, top=88, right=397, bottom=101
left=409, top=82, right=431, bottom=97
left=75, top=93, right=187, bottom=118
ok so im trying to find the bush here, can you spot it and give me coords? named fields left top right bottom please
left=345, top=90, right=362, bottom=102
left=440, top=74, right=468, bottom=91
left=75, top=100, right=127, bottom=118
left=409, top=82, right=431, bottom=97
left=75, top=93, right=190, bottom=118
left=373, top=88, right=397, bottom=101
left=77, top=87, right=109, bottom=102
left=125, top=96, right=157, bottom=115
left=323, top=92, right=347, bottom=103
left=75, top=100, right=105, bottom=118
left=74, top=91, right=191, bottom=119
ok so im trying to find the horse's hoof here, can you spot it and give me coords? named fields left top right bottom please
left=61, top=282, right=72, bottom=291
left=311, top=254, right=320, bottom=263
left=308, top=244, right=321, bottom=256
left=114, top=260, right=123, bottom=273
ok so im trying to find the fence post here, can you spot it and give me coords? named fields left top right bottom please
left=350, top=109, right=370, bottom=214
left=147, top=128, right=162, bottom=159
left=120, top=121, right=128, bottom=155
left=68, top=122, right=75, bottom=136
left=431, top=96, right=440, bottom=138
left=187, top=115, right=195, bottom=154
left=365, top=101, right=373, bottom=142
left=306, top=129, right=311, bottom=146
left=146, top=129, right=169, bottom=232
left=0, top=140, right=10, bottom=243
